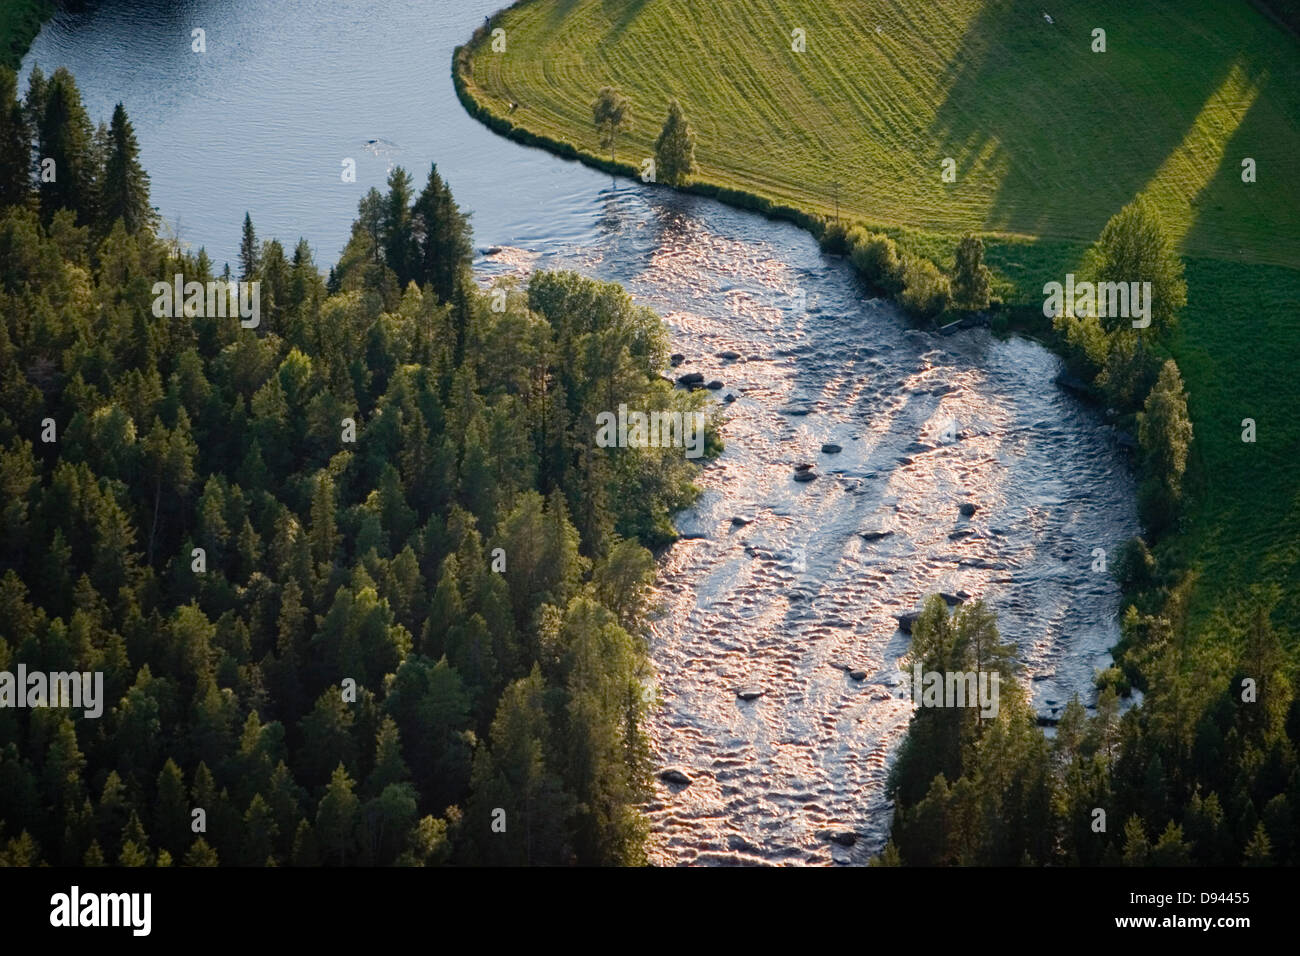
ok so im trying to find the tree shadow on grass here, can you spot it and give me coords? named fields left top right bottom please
left=925, top=0, right=1260, bottom=244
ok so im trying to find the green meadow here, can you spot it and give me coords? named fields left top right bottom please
left=462, top=0, right=1300, bottom=627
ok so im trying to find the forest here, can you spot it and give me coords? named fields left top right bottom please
left=0, top=64, right=716, bottom=866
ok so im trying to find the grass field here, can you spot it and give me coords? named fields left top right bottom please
left=0, top=0, right=51, bottom=71
left=462, top=0, right=1300, bottom=627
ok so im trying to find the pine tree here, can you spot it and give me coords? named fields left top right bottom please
left=653, top=99, right=696, bottom=187
left=0, top=68, right=31, bottom=209
left=411, top=163, right=472, bottom=304
left=382, top=165, right=416, bottom=287
left=99, top=103, right=152, bottom=235
left=183, top=837, right=219, bottom=867
left=1244, top=821, right=1273, bottom=865
left=38, top=68, right=97, bottom=225
left=154, top=758, right=191, bottom=855
left=316, top=763, right=361, bottom=865
left=1137, top=359, right=1193, bottom=532
left=239, top=212, right=259, bottom=281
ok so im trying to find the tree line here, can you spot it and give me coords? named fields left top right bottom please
left=879, top=198, right=1298, bottom=867
left=0, top=64, right=716, bottom=866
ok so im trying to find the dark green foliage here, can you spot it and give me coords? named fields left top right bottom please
left=951, top=232, right=991, bottom=310
left=37, top=68, right=97, bottom=227
left=881, top=591, right=1300, bottom=867
left=0, top=73, right=712, bottom=865
left=652, top=98, right=695, bottom=187
left=99, top=103, right=152, bottom=236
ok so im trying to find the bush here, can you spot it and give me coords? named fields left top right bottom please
left=1113, top=536, right=1158, bottom=592
left=951, top=232, right=991, bottom=310
left=819, top=219, right=851, bottom=255
left=899, top=255, right=951, bottom=318
left=848, top=228, right=904, bottom=293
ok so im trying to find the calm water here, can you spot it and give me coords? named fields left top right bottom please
left=25, top=0, right=1138, bottom=865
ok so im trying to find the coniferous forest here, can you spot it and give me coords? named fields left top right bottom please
left=0, top=65, right=716, bottom=866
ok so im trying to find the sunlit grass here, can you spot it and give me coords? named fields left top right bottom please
left=464, top=0, right=1300, bottom=629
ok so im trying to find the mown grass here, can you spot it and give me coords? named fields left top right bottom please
left=0, top=0, right=51, bottom=71
left=462, top=0, right=1300, bottom=627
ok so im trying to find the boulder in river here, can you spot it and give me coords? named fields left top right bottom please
left=821, top=443, right=843, bottom=454
left=938, top=592, right=965, bottom=606
left=717, top=350, right=742, bottom=360
left=677, top=371, right=705, bottom=387
left=1054, top=371, right=1092, bottom=397
left=723, top=393, right=737, bottom=403
left=670, top=353, right=686, bottom=367
left=848, top=669, right=868, bottom=681
left=896, top=611, right=921, bottom=633
left=794, top=462, right=813, bottom=472
left=817, top=829, right=858, bottom=847
left=959, top=502, right=978, bottom=517
left=859, top=529, right=893, bottom=542
left=731, top=515, right=754, bottom=526
left=793, top=470, right=817, bottom=482
left=659, top=769, right=692, bottom=787
left=706, top=380, right=724, bottom=390
left=736, top=689, right=765, bottom=701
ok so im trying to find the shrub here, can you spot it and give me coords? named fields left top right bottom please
left=951, top=232, right=991, bottom=310
left=819, top=219, right=851, bottom=255
left=1113, top=536, right=1158, bottom=592
left=848, top=229, right=904, bottom=293
left=899, top=254, right=951, bottom=318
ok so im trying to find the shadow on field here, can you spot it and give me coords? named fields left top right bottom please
left=602, top=0, right=651, bottom=42
left=925, top=0, right=1254, bottom=244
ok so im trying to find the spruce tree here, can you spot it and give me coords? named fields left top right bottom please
left=38, top=68, right=97, bottom=225
left=412, top=163, right=471, bottom=304
left=99, top=102, right=152, bottom=234
left=239, top=211, right=259, bottom=281
left=0, top=68, right=31, bottom=209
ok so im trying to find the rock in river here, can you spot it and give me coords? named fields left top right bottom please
left=821, top=443, right=843, bottom=454
left=659, top=769, right=692, bottom=787
left=896, top=611, right=921, bottom=633
left=736, top=689, right=765, bottom=701
left=793, top=470, right=817, bottom=482
left=959, top=502, right=978, bottom=517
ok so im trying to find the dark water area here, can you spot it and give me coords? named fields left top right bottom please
left=25, top=0, right=1139, bottom=865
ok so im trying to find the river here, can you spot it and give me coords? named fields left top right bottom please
left=24, top=0, right=1138, bottom=865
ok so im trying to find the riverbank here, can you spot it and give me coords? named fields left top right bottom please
left=456, top=0, right=1300, bottom=630
left=0, top=0, right=51, bottom=70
